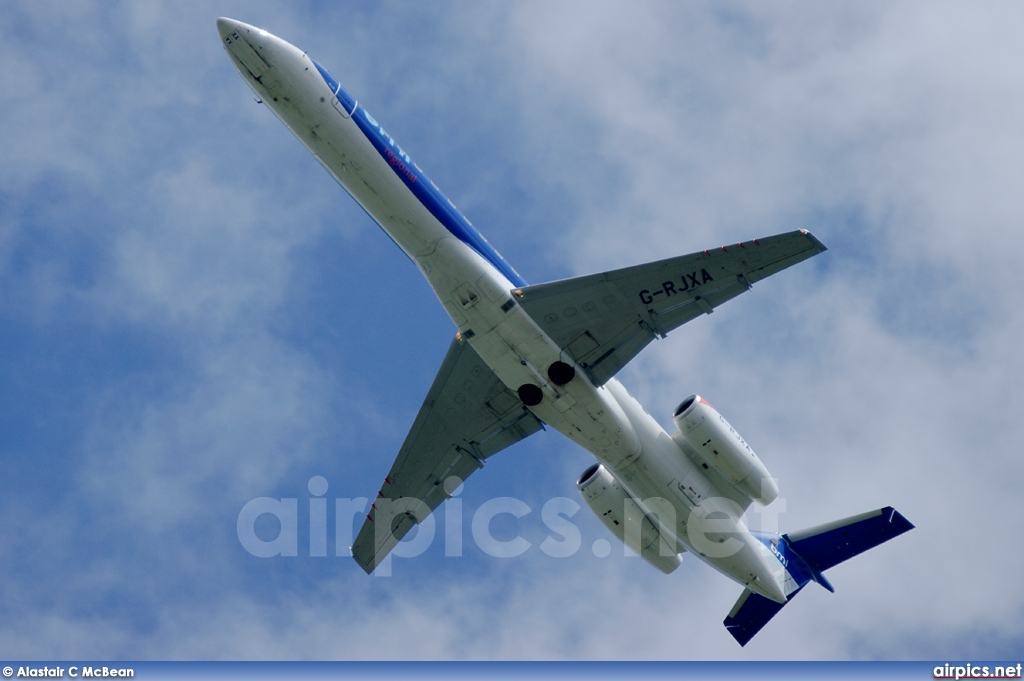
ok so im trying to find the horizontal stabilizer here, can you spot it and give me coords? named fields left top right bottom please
left=724, top=506, right=913, bottom=645
left=724, top=585, right=804, bottom=646
left=783, top=506, right=914, bottom=573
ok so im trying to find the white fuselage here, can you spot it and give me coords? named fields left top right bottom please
left=218, top=19, right=788, bottom=603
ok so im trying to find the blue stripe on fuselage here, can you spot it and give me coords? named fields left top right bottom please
left=312, top=61, right=527, bottom=288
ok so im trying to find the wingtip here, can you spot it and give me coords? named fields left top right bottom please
left=799, top=229, right=828, bottom=253
left=885, top=506, right=916, bottom=533
left=353, top=554, right=374, bottom=575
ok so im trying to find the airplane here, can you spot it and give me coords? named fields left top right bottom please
left=217, top=18, right=914, bottom=646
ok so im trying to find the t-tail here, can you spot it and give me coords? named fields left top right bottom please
left=725, top=506, right=914, bottom=646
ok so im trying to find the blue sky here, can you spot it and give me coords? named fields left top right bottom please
left=2, top=0, right=1023, bottom=660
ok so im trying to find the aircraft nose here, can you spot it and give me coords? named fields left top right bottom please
left=217, top=17, right=275, bottom=52
left=216, top=17, right=304, bottom=76
left=216, top=16, right=289, bottom=84
left=216, top=17, right=247, bottom=42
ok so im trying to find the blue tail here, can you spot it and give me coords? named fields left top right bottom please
left=724, top=506, right=914, bottom=646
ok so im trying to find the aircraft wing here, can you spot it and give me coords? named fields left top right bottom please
left=516, top=230, right=826, bottom=387
left=352, top=336, right=544, bottom=573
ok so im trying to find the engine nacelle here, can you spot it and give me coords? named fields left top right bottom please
left=672, top=395, right=779, bottom=505
left=576, top=463, right=682, bottom=574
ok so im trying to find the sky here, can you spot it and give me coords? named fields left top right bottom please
left=2, top=0, right=1023, bottom=661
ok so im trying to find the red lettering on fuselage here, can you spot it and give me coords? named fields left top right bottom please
left=384, top=147, right=417, bottom=185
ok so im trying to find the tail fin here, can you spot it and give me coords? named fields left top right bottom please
left=723, top=506, right=914, bottom=646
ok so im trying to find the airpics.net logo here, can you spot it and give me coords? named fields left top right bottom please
left=236, top=476, right=788, bottom=575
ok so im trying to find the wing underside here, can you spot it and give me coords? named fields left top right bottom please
left=516, top=230, right=826, bottom=386
left=351, top=336, right=543, bottom=573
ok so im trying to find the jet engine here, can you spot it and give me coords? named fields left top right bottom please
left=672, top=395, right=778, bottom=505
left=576, top=463, right=682, bottom=574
